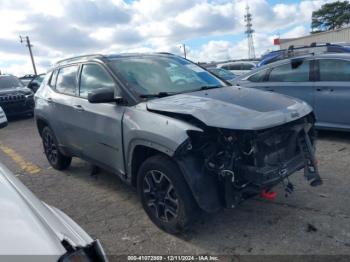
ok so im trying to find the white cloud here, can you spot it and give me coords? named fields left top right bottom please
left=0, top=0, right=340, bottom=75
left=281, top=25, right=308, bottom=39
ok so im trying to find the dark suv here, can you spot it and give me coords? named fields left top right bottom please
left=35, top=53, right=321, bottom=233
left=0, top=75, right=35, bottom=117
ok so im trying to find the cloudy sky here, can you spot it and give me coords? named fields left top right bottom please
left=0, top=0, right=337, bottom=76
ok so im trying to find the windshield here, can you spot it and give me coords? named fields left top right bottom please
left=108, top=56, right=226, bottom=97
left=32, top=75, right=45, bottom=85
left=209, top=68, right=235, bottom=78
left=0, top=76, right=24, bottom=89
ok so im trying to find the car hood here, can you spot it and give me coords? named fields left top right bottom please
left=0, top=87, right=32, bottom=95
left=0, top=163, right=92, bottom=257
left=146, top=86, right=312, bottom=130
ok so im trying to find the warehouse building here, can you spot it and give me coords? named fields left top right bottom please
left=275, top=26, right=350, bottom=49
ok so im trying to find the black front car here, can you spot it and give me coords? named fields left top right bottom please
left=0, top=75, right=35, bottom=117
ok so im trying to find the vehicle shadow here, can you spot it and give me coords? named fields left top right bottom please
left=317, top=130, right=350, bottom=143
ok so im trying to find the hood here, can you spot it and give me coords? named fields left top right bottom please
left=146, top=86, right=312, bottom=130
left=0, top=86, right=32, bottom=95
left=0, top=163, right=92, bottom=257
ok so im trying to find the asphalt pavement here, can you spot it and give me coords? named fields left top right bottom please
left=0, top=117, right=350, bottom=257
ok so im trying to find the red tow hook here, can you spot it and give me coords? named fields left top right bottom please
left=260, top=190, right=277, bottom=201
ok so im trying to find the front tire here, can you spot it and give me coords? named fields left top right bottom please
left=137, top=155, right=198, bottom=234
left=42, top=126, right=71, bottom=170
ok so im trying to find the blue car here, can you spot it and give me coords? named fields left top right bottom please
left=233, top=53, right=350, bottom=131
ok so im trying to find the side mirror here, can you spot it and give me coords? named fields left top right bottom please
left=88, top=88, right=123, bottom=104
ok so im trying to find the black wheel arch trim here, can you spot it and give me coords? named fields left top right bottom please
left=36, top=117, right=72, bottom=157
left=175, top=155, right=222, bottom=213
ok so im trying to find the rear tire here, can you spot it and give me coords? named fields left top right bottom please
left=42, top=126, right=71, bottom=170
left=137, top=155, right=198, bottom=234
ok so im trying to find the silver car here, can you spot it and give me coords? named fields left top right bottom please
left=233, top=53, right=350, bottom=131
left=35, top=53, right=322, bottom=233
left=0, top=162, right=107, bottom=261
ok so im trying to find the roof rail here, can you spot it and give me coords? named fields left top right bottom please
left=55, top=54, right=104, bottom=65
left=257, top=42, right=350, bottom=67
left=282, top=42, right=350, bottom=58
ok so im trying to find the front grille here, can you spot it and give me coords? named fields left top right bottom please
left=0, top=94, right=25, bottom=102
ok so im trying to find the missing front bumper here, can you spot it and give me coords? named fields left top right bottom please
left=223, top=129, right=322, bottom=209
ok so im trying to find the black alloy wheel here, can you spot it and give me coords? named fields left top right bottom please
left=143, top=170, right=179, bottom=222
left=42, top=126, right=72, bottom=170
left=137, top=155, right=199, bottom=234
left=43, top=129, right=58, bottom=165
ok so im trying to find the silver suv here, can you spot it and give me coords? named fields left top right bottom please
left=35, top=53, right=322, bottom=233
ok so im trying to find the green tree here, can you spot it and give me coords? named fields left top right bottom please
left=311, top=1, right=350, bottom=33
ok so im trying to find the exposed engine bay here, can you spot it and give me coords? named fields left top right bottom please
left=176, top=113, right=322, bottom=209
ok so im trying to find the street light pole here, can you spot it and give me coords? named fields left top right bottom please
left=20, top=36, right=37, bottom=75
left=182, top=43, right=187, bottom=59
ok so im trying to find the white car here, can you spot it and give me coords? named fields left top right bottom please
left=0, top=106, right=7, bottom=128
left=0, top=123, right=108, bottom=262
left=216, top=61, right=257, bottom=76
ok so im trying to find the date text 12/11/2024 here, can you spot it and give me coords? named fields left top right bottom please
left=127, top=255, right=219, bottom=261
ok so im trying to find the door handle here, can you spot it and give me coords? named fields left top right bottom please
left=73, top=104, right=84, bottom=111
left=316, top=88, right=333, bottom=92
left=47, top=97, right=53, bottom=103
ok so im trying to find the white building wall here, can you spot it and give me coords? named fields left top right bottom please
left=280, top=26, right=350, bottom=49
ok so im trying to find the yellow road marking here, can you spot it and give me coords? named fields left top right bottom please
left=0, top=144, right=41, bottom=174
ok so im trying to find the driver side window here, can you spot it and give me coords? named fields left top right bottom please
left=79, top=64, right=117, bottom=99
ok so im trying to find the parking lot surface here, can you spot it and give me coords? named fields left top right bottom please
left=0, top=117, right=350, bottom=256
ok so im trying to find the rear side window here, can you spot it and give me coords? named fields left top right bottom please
left=248, top=69, right=268, bottom=82
left=79, top=64, right=116, bottom=98
left=268, top=61, right=309, bottom=82
left=319, top=59, right=350, bottom=81
left=56, top=66, right=78, bottom=95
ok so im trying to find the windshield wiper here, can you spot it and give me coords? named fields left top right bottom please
left=139, top=92, right=177, bottom=98
left=198, top=85, right=223, bottom=91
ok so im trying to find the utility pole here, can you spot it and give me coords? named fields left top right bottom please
left=179, top=44, right=187, bottom=58
left=19, top=36, right=37, bottom=75
left=244, top=5, right=256, bottom=59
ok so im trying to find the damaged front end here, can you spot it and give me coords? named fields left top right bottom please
left=175, top=113, right=322, bottom=211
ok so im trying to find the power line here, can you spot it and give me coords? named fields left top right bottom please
left=19, top=35, right=37, bottom=75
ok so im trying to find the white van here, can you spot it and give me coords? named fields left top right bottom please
left=217, top=61, right=258, bottom=76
